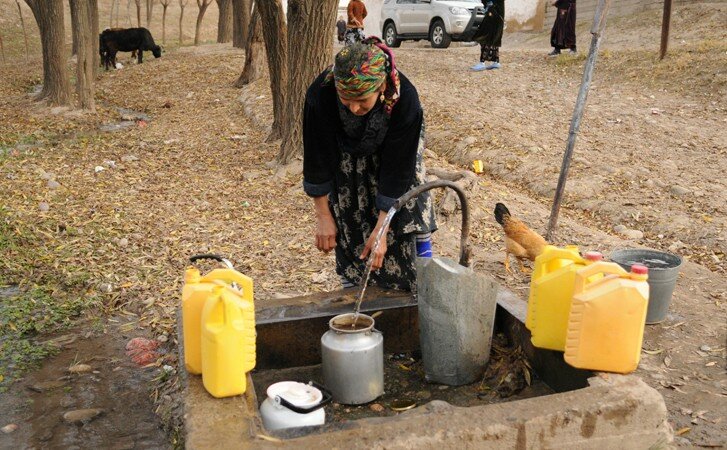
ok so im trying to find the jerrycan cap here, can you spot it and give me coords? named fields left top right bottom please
left=584, top=251, right=603, bottom=261
left=631, top=264, right=648, bottom=275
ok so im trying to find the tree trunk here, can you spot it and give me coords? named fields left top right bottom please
left=234, top=5, right=262, bottom=87
left=109, top=0, right=115, bottom=27
left=135, top=0, right=141, bottom=27
left=69, top=0, right=95, bottom=110
left=115, top=0, right=120, bottom=26
left=70, top=2, right=79, bottom=55
left=216, top=0, right=232, bottom=43
left=90, top=0, right=99, bottom=76
left=278, top=0, right=337, bottom=163
left=127, top=0, right=132, bottom=27
left=231, top=0, right=250, bottom=49
left=194, top=1, right=211, bottom=45
left=25, top=0, right=72, bottom=106
left=146, top=0, right=154, bottom=28
left=179, top=1, right=186, bottom=44
left=257, top=0, right=287, bottom=142
left=16, top=1, right=30, bottom=61
left=161, top=3, right=168, bottom=44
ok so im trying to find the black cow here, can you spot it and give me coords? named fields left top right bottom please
left=100, top=27, right=161, bottom=70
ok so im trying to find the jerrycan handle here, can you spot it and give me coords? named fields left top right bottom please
left=573, top=261, right=627, bottom=295
left=190, top=254, right=234, bottom=269
left=534, top=246, right=583, bottom=276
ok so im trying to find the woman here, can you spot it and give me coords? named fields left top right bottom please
left=549, top=0, right=577, bottom=56
left=303, top=38, right=437, bottom=292
left=471, top=0, right=505, bottom=71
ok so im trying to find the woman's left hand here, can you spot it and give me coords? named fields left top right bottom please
left=360, top=228, right=387, bottom=271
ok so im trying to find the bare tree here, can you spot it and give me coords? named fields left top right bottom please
left=90, top=0, right=99, bottom=75
left=16, top=1, right=30, bottom=61
left=257, top=0, right=287, bottom=142
left=231, top=0, right=250, bottom=49
left=115, top=0, right=120, bottom=26
left=278, top=0, right=337, bottom=163
left=24, top=0, right=72, bottom=106
left=194, top=0, right=213, bottom=45
left=145, top=0, right=154, bottom=27
left=109, top=0, right=116, bottom=27
left=127, top=0, right=132, bottom=26
left=160, top=0, right=170, bottom=44
left=69, top=0, right=95, bottom=110
left=215, top=0, right=232, bottom=43
left=70, top=2, right=79, bottom=55
left=179, top=0, right=188, bottom=44
left=134, top=0, right=141, bottom=27
left=234, top=4, right=262, bottom=87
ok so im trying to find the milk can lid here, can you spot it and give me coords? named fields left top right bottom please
left=267, top=381, right=323, bottom=408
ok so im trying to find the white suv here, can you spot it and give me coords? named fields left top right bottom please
left=381, top=0, right=486, bottom=49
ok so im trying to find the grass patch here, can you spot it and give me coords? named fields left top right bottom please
left=0, top=209, right=98, bottom=390
left=0, top=286, right=92, bottom=390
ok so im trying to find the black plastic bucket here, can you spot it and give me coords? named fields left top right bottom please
left=610, top=249, right=682, bottom=324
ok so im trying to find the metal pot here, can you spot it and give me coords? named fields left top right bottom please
left=259, top=381, right=332, bottom=431
left=321, top=313, right=383, bottom=405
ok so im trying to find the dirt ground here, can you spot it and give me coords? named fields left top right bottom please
left=0, top=1, right=725, bottom=448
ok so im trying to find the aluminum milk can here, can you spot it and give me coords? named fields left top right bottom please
left=321, top=313, right=383, bottom=405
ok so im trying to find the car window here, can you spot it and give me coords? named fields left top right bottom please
left=396, top=0, right=416, bottom=4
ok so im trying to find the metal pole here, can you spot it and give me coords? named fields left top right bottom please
left=546, top=0, right=612, bottom=241
left=659, top=0, right=673, bottom=60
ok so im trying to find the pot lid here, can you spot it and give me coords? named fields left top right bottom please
left=267, top=381, right=323, bottom=409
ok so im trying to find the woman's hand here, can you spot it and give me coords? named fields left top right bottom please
left=360, top=228, right=387, bottom=271
left=314, top=196, right=336, bottom=253
left=316, top=214, right=337, bottom=253
left=360, top=210, right=391, bottom=271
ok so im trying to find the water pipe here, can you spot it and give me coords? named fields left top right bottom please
left=392, top=180, right=472, bottom=268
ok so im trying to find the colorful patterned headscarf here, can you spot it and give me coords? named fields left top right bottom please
left=325, top=37, right=401, bottom=115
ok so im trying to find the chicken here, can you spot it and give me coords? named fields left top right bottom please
left=494, top=203, right=547, bottom=274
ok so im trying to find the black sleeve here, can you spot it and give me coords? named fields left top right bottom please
left=303, top=75, right=337, bottom=197
left=376, top=78, right=424, bottom=211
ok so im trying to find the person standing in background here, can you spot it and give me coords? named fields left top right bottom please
left=470, top=0, right=505, bottom=71
left=337, top=16, right=347, bottom=45
left=549, top=0, right=577, bottom=56
left=345, top=0, right=367, bottom=45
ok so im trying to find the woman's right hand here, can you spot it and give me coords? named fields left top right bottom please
left=315, top=213, right=337, bottom=253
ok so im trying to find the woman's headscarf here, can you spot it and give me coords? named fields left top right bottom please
left=325, top=37, right=401, bottom=115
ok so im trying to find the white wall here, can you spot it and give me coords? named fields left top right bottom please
left=339, top=0, right=384, bottom=37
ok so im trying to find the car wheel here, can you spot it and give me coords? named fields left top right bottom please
left=429, top=19, right=451, bottom=49
left=384, top=22, right=401, bottom=48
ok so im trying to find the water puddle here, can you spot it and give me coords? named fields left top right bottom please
left=99, top=108, right=151, bottom=133
left=0, top=318, right=170, bottom=449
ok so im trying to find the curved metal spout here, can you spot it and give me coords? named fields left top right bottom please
left=392, top=180, right=472, bottom=267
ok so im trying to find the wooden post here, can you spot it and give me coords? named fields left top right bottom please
left=0, top=32, right=5, bottom=64
left=546, top=0, right=613, bottom=241
left=659, top=0, right=673, bottom=60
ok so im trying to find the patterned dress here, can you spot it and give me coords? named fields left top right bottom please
left=472, top=0, right=505, bottom=63
left=303, top=71, right=437, bottom=292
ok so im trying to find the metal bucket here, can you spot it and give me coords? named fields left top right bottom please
left=321, top=313, right=383, bottom=405
left=610, top=249, right=683, bottom=324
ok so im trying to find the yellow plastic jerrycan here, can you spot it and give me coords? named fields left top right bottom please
left=565, top=262, right=649, bottom=374
left=527, top=247, right=603, bottom=351
left=201, top=284, right=256, bottom=398
left=182, top=262, right=255, bottom=375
